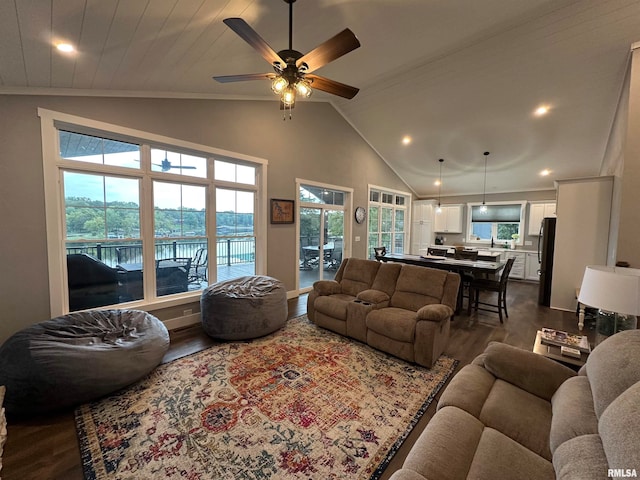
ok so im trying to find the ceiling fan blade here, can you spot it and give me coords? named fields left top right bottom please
left=306, top=74, right=359, bottom=99
left=296, top=29, right=360, bottom=73
left=223, top=18, right=285, bottom=67
left=213, top=73, right=276, bottom=83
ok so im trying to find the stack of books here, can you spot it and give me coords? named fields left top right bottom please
left=540, top=328, right=591, bottom=357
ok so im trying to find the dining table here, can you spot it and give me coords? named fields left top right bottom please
left=375, top=253, right=506, bottom=313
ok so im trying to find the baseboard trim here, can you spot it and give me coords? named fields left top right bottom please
left=164, top=312, right=201, bottom=330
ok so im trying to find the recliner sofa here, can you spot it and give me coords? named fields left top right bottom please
left=307, top=257, right=460, bottom=367
left=389, top=329, right=640, bottom=480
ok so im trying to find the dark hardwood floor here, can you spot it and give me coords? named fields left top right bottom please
left=2, top=281, right=592, bottom=480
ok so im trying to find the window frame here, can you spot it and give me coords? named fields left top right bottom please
left=465, top=201, right=526, bottom=245
left=39, top=108, right=268, bottom=316
left=367, top=185, right=411, bottom=257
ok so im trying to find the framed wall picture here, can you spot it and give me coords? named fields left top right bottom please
left=270, top=198, right=295, bottom=224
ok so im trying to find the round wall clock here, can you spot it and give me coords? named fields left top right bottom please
left=355, top=206, right=366, bottom=224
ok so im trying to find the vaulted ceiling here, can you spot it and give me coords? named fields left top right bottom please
left=1, top=0, right=639, bottom=197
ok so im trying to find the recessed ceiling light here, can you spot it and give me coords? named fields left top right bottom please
left=540, top=169, right=551, bottom=176
left=402, top=136, right=412, bottom=145
left=534, top=105, right=549, bottom=116
left=56, top=43, right=75, bottom=53
left=434, top=180, right=441, bottom=186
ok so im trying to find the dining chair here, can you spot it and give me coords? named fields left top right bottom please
left=467, top=257, right=515, bottom=322
left=455, top=250, right=479, bottom=308
left=373, top=246, right=387, bottom=258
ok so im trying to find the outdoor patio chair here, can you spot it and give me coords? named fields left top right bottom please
left=189, top=248, right=208, bottom=284
left=325, top=240, right=343, bottom=270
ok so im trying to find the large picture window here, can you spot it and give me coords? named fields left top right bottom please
left=40, top=109, right=266, bottom=315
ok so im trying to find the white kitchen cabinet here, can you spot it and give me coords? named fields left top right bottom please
left=525, top=252, right=540, bottom=281
left=504, top=251, right=525, bottom=279
left=528, top=202, right=556, bottom=236
left=434, top=205, right=463, bottom=233
left=410, top=200, right=434, bottom=255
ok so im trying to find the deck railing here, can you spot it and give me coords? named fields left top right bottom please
left=66, top=238, right=255, bottom=267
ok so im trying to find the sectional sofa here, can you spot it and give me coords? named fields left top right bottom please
left=390, top=329, right=640, bottom=479
left=307, top=257, right=460, bottom=367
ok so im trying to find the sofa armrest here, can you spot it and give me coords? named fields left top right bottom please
left=356, top=289, right=390, bottom=306
left=312, top=280, right=342, bottom=296
left=416, top=304, right=454, bottom=322
left=481, top=341, right=576, bottom=401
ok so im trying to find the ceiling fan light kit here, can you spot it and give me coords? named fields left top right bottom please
left=213, top=0, right=360, bottom=119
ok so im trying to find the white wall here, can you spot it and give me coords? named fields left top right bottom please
left=551, top=177, right=613, bottom=311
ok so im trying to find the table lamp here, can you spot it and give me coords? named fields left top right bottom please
left=578, top=265, right=640, bottom=345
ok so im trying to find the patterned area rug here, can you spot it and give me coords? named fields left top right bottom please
left=75, top=315, right=457, bottom=480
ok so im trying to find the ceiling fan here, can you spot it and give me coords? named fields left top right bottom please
left=155, top=159, right=196, bottom=172
left=213, top=0, right=361, bottom=115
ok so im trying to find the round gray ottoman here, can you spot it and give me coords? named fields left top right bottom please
left=200, top=275, right=287, bottom=340
left=0, top=309, right=169, bottom=416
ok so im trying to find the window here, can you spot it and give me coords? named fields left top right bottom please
left=467, top=203, right=525, bottom=245
left=40, top=109, right=266, bottom=315
left=368, top=187, right=410, bottom=257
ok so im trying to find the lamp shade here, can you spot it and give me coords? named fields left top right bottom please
left=578, top=266, right=640, bottom=316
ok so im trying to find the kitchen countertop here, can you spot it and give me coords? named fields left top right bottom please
left=430, top=245, right=539, bottom=254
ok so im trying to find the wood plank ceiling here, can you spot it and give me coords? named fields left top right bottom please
left=1, top=0, right=640, bottom=196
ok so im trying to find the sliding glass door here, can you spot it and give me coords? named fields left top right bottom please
left=298, top=184, right=347, bottom=291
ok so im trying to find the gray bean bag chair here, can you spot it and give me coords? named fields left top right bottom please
left=0, top=309, right=169, bottom=416
left=200, top=275, right=287, bottom=340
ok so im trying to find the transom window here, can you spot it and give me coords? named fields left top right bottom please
left=40, top=109, right=266, bottom=316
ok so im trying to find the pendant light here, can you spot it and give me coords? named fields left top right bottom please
left=436, top=158, right=444, bottom=214
left=480, top=151, right=489, bottom=213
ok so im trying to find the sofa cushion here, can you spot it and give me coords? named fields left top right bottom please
left=584, top=329, right=640, bottom=419
left=366, top=307, right=416, bottom=343
left=340, top=258, right=381, bottom=297
left=467, top=428, right=555, bottom=480
left=482, top=341, right=576, bottom=401
left=599, top=380, right=640, bottom=473
left=549, top=376, right=598, bottom=454
left=479, top=379, right=553, bottom=460
left=437, top=364, right=496, bottom=418
left=370, top=262, right=403, bottom=297
left=553, top=434, right=608, bottom=480
left=401, top=406, right=485, bottom=480
left=356, top=289, right=390, bottom=305
left=390, top=265, right=448, bottom=311
left=314, top=294, right=355, bottom=321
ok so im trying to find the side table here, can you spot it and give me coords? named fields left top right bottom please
left=533, top=331, right=589, bottom=369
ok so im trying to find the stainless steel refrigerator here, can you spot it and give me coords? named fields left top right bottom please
left=538, top=217, right=557, bottom=306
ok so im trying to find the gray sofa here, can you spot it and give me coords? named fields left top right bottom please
left=307, top=257, right=460, bottom=368
left=389, top=329, right=640, bottom=480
